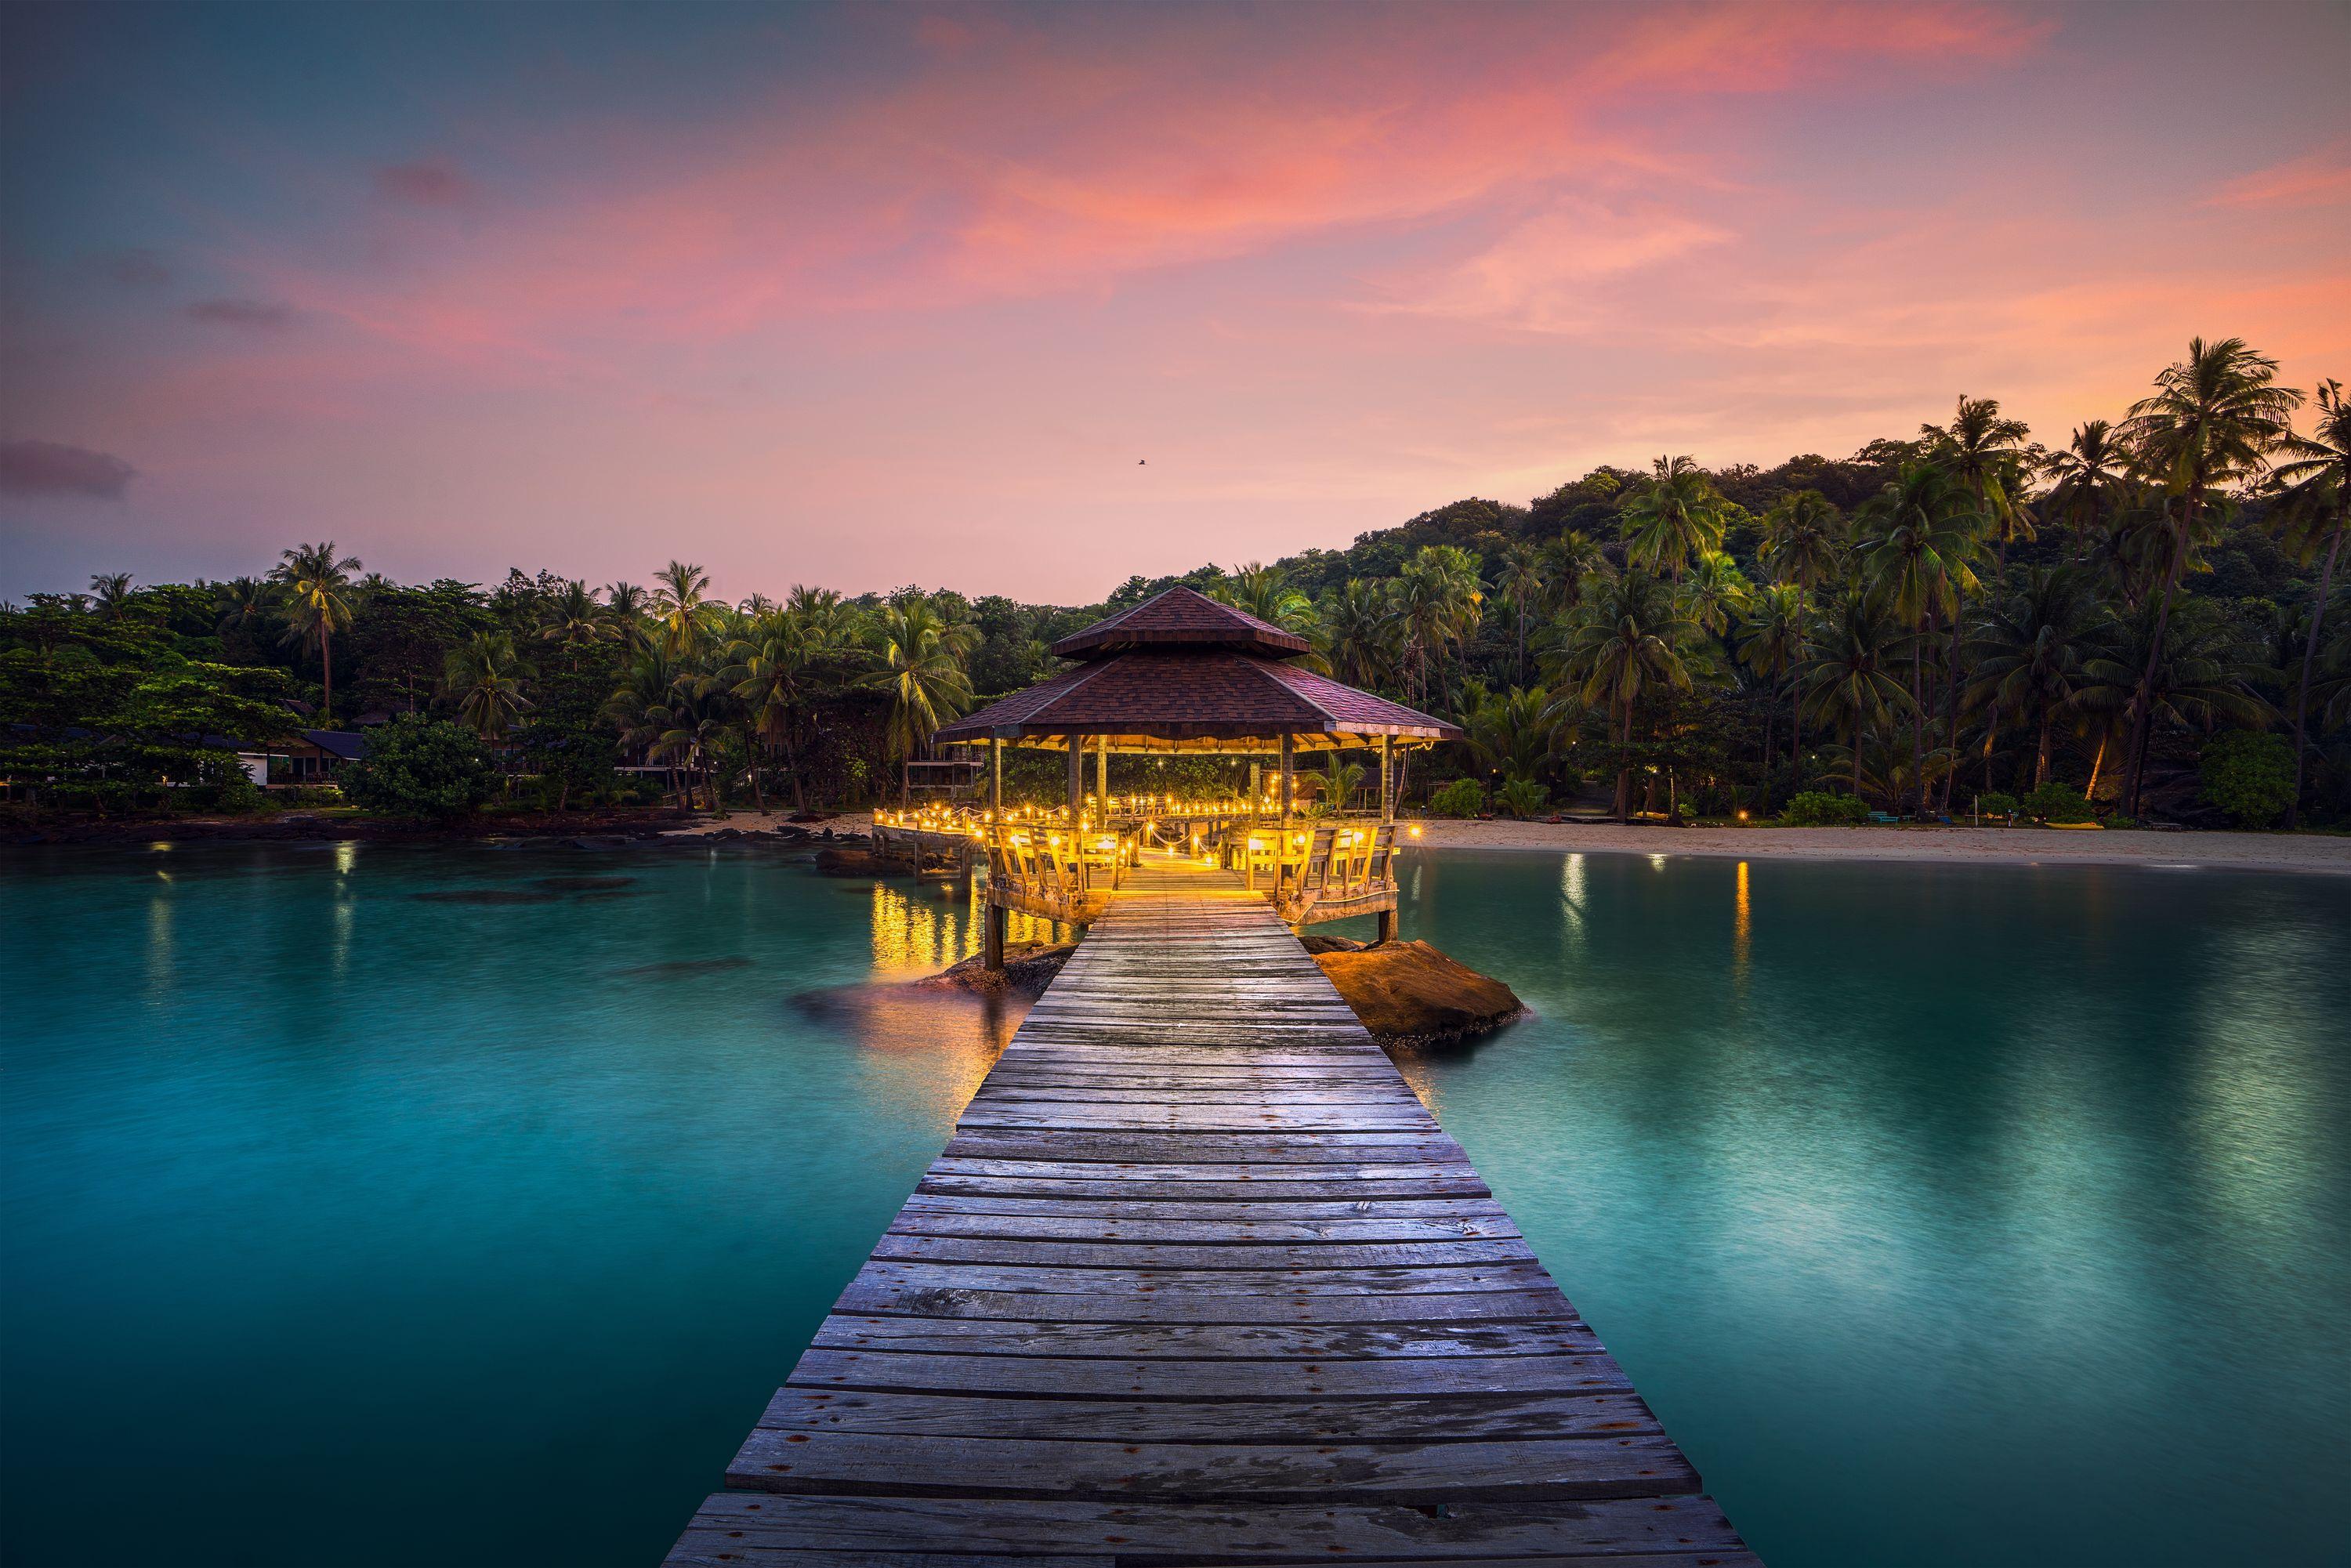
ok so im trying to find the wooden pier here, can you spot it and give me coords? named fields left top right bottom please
left=668, top=855, right=1755, bottom=1566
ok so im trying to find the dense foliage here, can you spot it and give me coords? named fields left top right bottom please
left=341, top=716, right=498, bottom=820
left=7, top=338, right=2347, bottom=828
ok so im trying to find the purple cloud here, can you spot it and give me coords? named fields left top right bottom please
left=91, top=248, right=172, bottom=287
left=187, top=298, right=294, bottom=330
left=375, top=158, right=480, bottom=210
left=0, top=440, right=135, bottom=498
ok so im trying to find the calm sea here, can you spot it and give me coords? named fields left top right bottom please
left=2, top=841, right=2345, bottom=1566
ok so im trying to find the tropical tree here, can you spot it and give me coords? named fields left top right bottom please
left=1545, top=572, right=1696, bottom=821
left=1796, top=588, right=1912, bottom=802
left=2084, top=596, right=2271, bottom=809
left=1859, top=465, right=1981, bottom=813
left=650, top=560, right=720, bottom=658
left=1542, top=531, right=1609, bottom=615
left=605, top=581, right=651, bottom=651
left=1922, top=394, right=2035, bottom=562
left=88, top=573, right=135, bottom=620
left=212, top=576, right=277, bottom=642
left=2266, top=376, right=2350, bottom=825
left=605, top=650, right=690, bottom=807
left=1396, top=545, right=1483, bottom=705
left=1964, top=567, right=2114, bottom=789
left=539, top=580, right=610, bottom=665
left=870, top=599, right=976, bottom=807
left=1621, top=455, right=1726, bottom=581
left=2041, top=419, right=2131, bottom=562
left=271, top=541, right=363, bottom=721
left=1316, top=578, right=1405, bottom=692
left=442, top=631, right=533, bottom=741
left=1760, top=491, right=1845, bottom=605
left=1738, top=582, right=1807, bottom=807
left=1494, top=541, right=1545, bottom=683
left=1459, top=683, right=1563, bottom=793
left=1679, top=549, right=1750, bottom=639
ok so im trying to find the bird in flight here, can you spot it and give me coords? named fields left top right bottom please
left=1138, top=458, right=1147, bottom=465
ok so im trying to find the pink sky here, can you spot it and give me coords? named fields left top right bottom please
left=3, top=1, right=2347, bottom=602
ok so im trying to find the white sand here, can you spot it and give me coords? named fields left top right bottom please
left=1404, top=817, right=2351, bottom=875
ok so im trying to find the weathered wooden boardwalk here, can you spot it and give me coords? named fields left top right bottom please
left=668, top=856, right=1755, bottom=1566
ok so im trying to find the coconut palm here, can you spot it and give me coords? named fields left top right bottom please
left=649, top=560, right=720, bottom=659
left=1459, top=683, right=1563, bottom=794
left=606, top=650, right=690, bottom=807
left=1396, top=545, right=1484, bottom=705
left=1761, top=491, right=1846, bottom=602
left=2084, top=596, right=2271, bottom=809
left=869, top=599, right=976, bottom=808
left=1316, top=578, right=1405, bottom=692
left=1542, top=531, right=1609, bottom=616
left=1859, top=465, right=1982, bottom=814
left=603, top=581, right=652, bottom=651
left=538, top=580, right=610, bottom=664
left=212, top=576, right=277, bottom=644
left=1621, top=455, right=1726, bottom=581
left=1738, top=582, right=1807, bottom=806
left=2114, top=337, right=2302, bottom=812
left=88, top=573, right=134, bottom=620
left=270, top=541, right=362, bottom=721
left=1796, top=588, right=1912, bottom=802
left=1545, top=572, right=1696, bottom=822
left=2266, top=377, right=2351, bottom=826
left=1679, top=549, right=1750, bottom=639
left=1964, top=567, right=2114, bottom=788
left=443, top=632, right=533, bottom=741
left=2041, top=420, right=2132, bottom=562
left=719, top=599, right=848, bottom=813
left=1494, top=541, right=1545, bottom=684
left=1922, top=394, right=2035, bottom=562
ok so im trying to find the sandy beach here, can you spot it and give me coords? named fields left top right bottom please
left=667, top=809, right=2351, bottom=876
left=1405, top=817, right=2351, bottom=875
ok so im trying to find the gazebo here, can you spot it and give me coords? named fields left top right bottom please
left=932, top=586, right=1462, bottom=967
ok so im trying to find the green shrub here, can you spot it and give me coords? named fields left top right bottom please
left=342, top=715, right=494, bottom=820
left=1979, top=791, right=2020, bottom=820
left=1781, top=790, right=1868, bottom=826
left=1427, top=778, right=1487, bottom=818
left=2200, top=731, right=2295, bottom=827
left=1496, top=778, right=1549, bottom=818
left=2023, top=781, right=2093, bottom=823
left=2106, top=815, right=2138, bottom=830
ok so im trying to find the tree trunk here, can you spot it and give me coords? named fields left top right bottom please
left=1981, top=699, right=1999, bottom=794
left=1853, top=717, right=1865, bottom=801
left=2085, top=733, right=2106, bottom=800
left=2125, top=489, right=2202, bottom=816
left=1910, top=623, right=1926, bottom=817
left=2286, top=511, right=2345, bottom=830
left=2035, top=710, right=2052, bottom=787
left=1615, top=702, right=1634, bottom=824
left=1516, top=601, right=1527, bottom=686
left=1789, top=679, right=1803, bottom=795
left=320, top=628, right=333, bottom=722
left=1759, top=697, right=1777, bottom=813
left=900, top=758, right=911, bottom=810
left=1941, top=598, right=1963, bottom=815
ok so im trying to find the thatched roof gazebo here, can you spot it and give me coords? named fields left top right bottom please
left=932, top=587, right=1460, bottom=964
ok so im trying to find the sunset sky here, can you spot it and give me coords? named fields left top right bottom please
left=3, top=1, right=2346, bottom=604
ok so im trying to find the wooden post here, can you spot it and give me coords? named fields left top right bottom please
left=1066, top=736, right=1083, bottom=821
left=1379, top=734, right=1393, bottom=824
left=983, top=900, right=1006, bottom=974
left=989, top=737, right=1002, bottom=820
left=1279, top=734, right=1294, bottom=827
left=1096, top=735, right=1108, bottom=822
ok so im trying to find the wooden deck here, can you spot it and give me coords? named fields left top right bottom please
left=668, top=856, right=1755, bottom=1567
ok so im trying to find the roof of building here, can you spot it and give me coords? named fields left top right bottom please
left=1048, top=585, right=1312, bottom=661
left=937, top=587, right=1460, bottom=750
left=301, top=729, right=368, bottom=760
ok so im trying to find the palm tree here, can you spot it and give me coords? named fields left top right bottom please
left=869, top=599, right=976, bottom=808
left=1859, top=465, right=1981, bottom=814
left=1761, top=491, right=1846, bottom=603
left=1459, top=683, right=1563, bottom=795
left=443, top=632, right=533, bottom=741
left=2041, top=420, right=2131, bottom=562
left=1545, top=572, right=1695, bottom=822
left=1964, top=567, right=2114, bottom=789
left=1621, top=455, right=1726, bottom=581
left=719, top=599, right=849, bottom=813
left=650, top=560, right=719, bottom=659
left=1922, top=394, right=2035, bottom=562
left=1320, top=753, right=1367, bottom=815
left=1738, top=582, right=1807, bottom=807
left=2083, top=596, right=2271, bottom=810
left=2116, top=338, right=2301, bottom=813
left=605, top=581, right=651, bottom=651
left=88, top=573, right=134, bottom=619
left=1542, top=531, right=1609, bottom=617
left=213, top=576, right=277, bottom=645
left=2266, top=377, right=2351, bottom=826
left=539, top=580, right=610, bottom=665
left=270, top=541, right=362, bottom=722
left=1796, top=588, right=1912, bottom=802
left=1396, top=545, right=1483, bottom=706
left=606, top=650, right=689, bottom=808
left=1316, top=579, right=1404, bottom=692
left=1494, top=541, right=1545, bottom=684
left=1678, top=549, right=1750, bottom=639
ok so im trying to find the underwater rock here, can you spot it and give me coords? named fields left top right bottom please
left=409, top=889, right=564, bottom=905
left=813, top=846, right=883, bottom=877
left=532, top=875, right=636, bottom=893
left=1312, top=940, right=1525, bottom=1048
left=620, top=956, right=754, bottom=979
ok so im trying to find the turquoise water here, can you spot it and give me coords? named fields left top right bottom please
left=2, top=842, right=2346, bottom=1566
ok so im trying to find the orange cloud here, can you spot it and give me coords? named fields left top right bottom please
left=2209, top=143, right=2351, bottom=209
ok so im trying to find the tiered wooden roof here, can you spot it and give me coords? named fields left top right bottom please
left=936, top=587, right=1460, bottom=751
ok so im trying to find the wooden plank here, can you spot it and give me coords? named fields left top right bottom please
left=667, top=853, right=1742, bottom=1566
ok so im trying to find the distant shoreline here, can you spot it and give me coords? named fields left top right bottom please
left=1404, top=817, right=2351, bottom=877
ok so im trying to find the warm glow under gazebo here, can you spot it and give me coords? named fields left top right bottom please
left=930, top=586, right=1461, bottom=966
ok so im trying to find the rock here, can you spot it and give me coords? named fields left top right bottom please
left=922, top=943, right=1078, bottom=998
left=1314, top=940, right=1525, bottom=1047
left=813, top=845, right=882, bottom=876
left=1298, top=934, right=1367, bottom=954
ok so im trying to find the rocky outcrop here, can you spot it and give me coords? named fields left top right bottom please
left=1309, top=939, right=1526, bottom=1047
left=922, top=943, right=1078, bottom=998
left=812, top=845, right=885, bottom=877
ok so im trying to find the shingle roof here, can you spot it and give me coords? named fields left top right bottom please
left=935, top=649, right=1460, bottom=746
left=1049, top=586, right=1312, bottom=661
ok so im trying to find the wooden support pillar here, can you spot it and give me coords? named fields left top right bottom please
left=1376, top=906, right=1398, bottom=944
left=989, top=737, right=1003, bottom=820
left=1379, top=735, right=1394, bottom=825
left=1248, top=761, right=1260, bottom=824
left=1279, top=734, right=1294, bottom=827
left=983, top=900, right=1006, bottom=974
left=1066, top=737, right=1083, bottom=821
left=1096, top=735, right=1108, bottom=822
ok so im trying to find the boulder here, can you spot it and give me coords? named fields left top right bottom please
left=813, top=845, right=884, bottom=877
left=923, top=943, right=1078, bottom=998
left=1313, top=940, right=1525, bottom=1047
